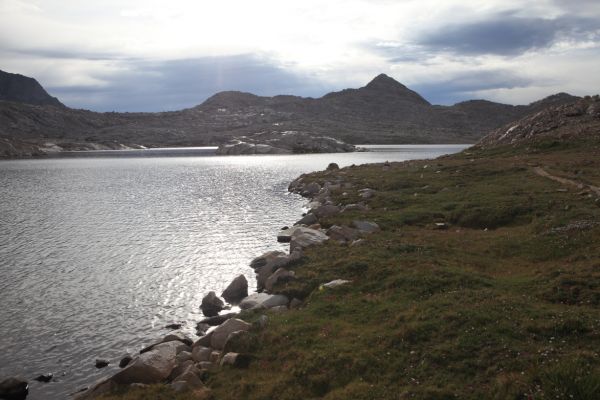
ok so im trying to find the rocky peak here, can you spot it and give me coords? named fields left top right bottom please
left=363, top=73, right=430, bottom=105
left=0, top=69, right=64, bottom=107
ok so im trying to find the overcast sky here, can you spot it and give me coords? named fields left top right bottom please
left=1, top=0, right=599, bottom=111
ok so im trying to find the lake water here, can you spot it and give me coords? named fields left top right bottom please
left=0, top=145, right=468, bottom=399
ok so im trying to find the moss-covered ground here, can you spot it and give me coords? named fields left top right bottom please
left=103, top=137, right=600, bottom=399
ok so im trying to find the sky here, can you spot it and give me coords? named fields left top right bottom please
left=1, top=0, right=599, bottom=111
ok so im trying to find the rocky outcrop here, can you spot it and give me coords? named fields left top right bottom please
left=0, top=69, right=63, bottom=107
left=216, top=131, right=356, bottom=155
left=221, top=275, right=248, bottom=304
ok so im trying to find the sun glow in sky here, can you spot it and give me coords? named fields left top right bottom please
left=1, top=0, right=599, bottom=111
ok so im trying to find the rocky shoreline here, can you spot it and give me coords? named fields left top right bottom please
left=0, top=162, right=380, bottom=400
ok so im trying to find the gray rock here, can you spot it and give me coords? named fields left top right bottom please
left=222, top=330, right=256, bottom=355
left=250, top=250, right=287, bottom=270
left=256, top=256, right=292, bottom=291
left=33, top=373, right=52, bottom=383
left=269, top=305, right=288, bottom=313
left=312, top=204, right=340, bottom=218
left=210, top=318, right=252, bottom=350
left=264, top=268, right=295, bottom=292
left=326, top=225, right=359, bottom=243
left=290, top=298, right=303, bottom=308
left=358, top=188, right=376, bottom=198
left=304, top=182, right=321, bottom=196
left=239, top=293, right=289, bottom=310
left=175, top=351, right=192, bottom=364
left=290, top=227, right=329, bottom=251
left=111, top=341, right=179, bottom=385
left=95, top=359, right=109, bottom=369
left=350, top=239, right=366, bottom=247
left=294, top=212, right=319, bottom=226
left=193, top=332, right=213, bottom=348
left=191, top=346, right=212, bottom=362
left=220, top=352, right=252, bottom=368
left=221, top=275, right=248, bottom=304
left=326, top=162, right=339, bottom=170
left=195, top=322, right=210, bottom=335
left=199, top=312, right=237, bottom=327
left=170, top=364, right=204, bottom=389
left=161, top=331, right=193, bottom=346
left=254, top=315, right=269, bottom=329
left=342, top=203, right=368, bottom=212
left=277, top=226, right=302, bottom=242
left=0, top=377, right=28, bottom=400
left=352, top=220, right=380, bottom=233
left=322, top=279, right=351, bottom=289
left=167, top=360, right=194, bottom=382
left=198, top=361, right=213, bottom=370
left=200, top=291, right=224, bottom=317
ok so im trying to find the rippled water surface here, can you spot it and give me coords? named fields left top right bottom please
left=0, top=145, right=468, bottom=399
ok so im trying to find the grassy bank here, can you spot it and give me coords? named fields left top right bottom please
left=104, top=137, right=600, bottom=399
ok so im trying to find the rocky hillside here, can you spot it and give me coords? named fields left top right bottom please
left=477, top=95, right=600, bottom=147
left=0, top=70, right=63, bottom=107
left=0, top=71, right=581, bottom=158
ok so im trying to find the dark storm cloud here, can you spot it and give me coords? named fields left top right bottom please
left=47, top=55, right=330, bottom=112
left=415, top=12, right=600, bottom=56
left=411, top=69, right=534, bottom=105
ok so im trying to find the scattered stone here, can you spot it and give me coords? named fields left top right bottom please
left=290, top=227, right=329, bottom=251
left=95, top=359, right=109, bottom=369
left=210, top=318, right=253, bottom=350
left=352, top=220, right=380, bottom=233
left=290, top=298, right=303, bottom=309
left=165, top=323, right=182, bottom=330
left=269, top=305, right=288, bottom=313
left=0, top=377, right=29, bottom=400
left=326, top=225, right=359, bottom=243
left=264, top=268, right=295, bottom=292
left=195, top=323, right=210, bottom=335
left=192, top=346, right=212, bottom=363
left=176, top=351, right=192, bottom=364
left=277, top=226, right=302, bottom=242
left=162, top=331, right=193, bottom=346
left=119, top=355, right=133, bottom=368
left=434, top=222, right=448, bottom=230
left=198, top=361, right=213, bottom=370
left=250, top=250, right=287, bottom=270
left=239, top=293, right=289, bottom=310
left=221, top=275, right=248, bottom=304
left=350, top=239, right=365, bottom=247
left=254, top=315, right=269, bottom=329
left=303, top=182, right=321, bottom=196
left=321, top=279, right=351, bottom=289
left=222, top=330, right=257, bottom=355
left=200, top=291, right=224, bottom=317
left=312, top=204, right=340, bottom=218
left=112, top=341, right=179, bottom=385
left=342, top=203, right=368, bottom=212
left=294, top=213, right=318, bottom=226
left=199, top=312, right=237, bottom=327
left=326, top=162, right=339, bottom=171
left=358, top=188, right=376, bottom=198
left=33, top=373, right=52, bottom=383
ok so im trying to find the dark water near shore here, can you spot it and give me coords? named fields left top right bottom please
left=0, top=145, right=468, bottom=399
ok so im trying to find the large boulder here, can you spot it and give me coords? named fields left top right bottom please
left=290, top=227, right=329, bottom=251
left=256, top=256, right=293, bottom=291
left=200, top=291, right=224, bottom=317
left=277, top=226, right=303, bottom=242
left=221, top=275, right=248, bottom=304
left=239, top=293, right=289, bottom=310
left=111, top=341, right=179, bottom=385
left=210, top=319, right=252, bottom=350
left=326, top=225, right=359, bottom=243
left=250, top=251, right=286, bottom=270
left=294, top=213, right=319, bottom=226
left=0, top=378, right=28, bottom=400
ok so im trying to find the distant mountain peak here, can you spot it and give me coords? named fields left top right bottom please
left=363, top=73, right=430, bottom=105
left=0, top=69, right=64, bottom=107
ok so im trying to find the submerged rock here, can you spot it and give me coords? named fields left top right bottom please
left=95, top=359, right=109, bottom=369
left=119, top=355, right=133, bottom=368
left=33, top=373, right=52, bottom=383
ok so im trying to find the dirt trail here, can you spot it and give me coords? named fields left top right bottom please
left=533, top=166, right=600, bottom=196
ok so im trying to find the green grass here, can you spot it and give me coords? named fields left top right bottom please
left=103, top=136, right=600, bottom=399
